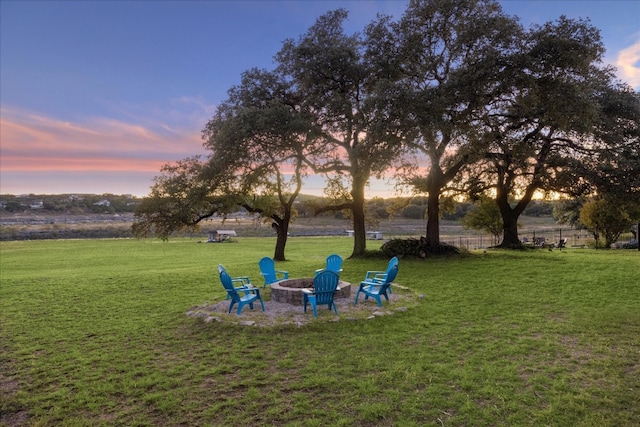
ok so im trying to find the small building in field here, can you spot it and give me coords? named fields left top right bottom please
left=367, top=231, right=383, bottom=240
left=208, top=230, right=237, bottom=243
left=346, top=230, right=383, bottom=240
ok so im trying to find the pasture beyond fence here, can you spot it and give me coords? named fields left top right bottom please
left=439, top=228, right=599, bottom=250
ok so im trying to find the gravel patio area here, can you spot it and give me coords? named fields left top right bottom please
left=187, top=284, right=418, bottom=327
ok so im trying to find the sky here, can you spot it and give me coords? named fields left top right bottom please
left=1, top=0, right=639, bottom=198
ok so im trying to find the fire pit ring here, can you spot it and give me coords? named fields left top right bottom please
left=270, top=278, right=352, bottom=305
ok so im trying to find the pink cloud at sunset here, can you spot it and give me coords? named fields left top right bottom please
left=2, top=155, right=166, bottom=173
left=0, top=107, right=209, bottom=195
left=616, top=39, right=640, bottom=89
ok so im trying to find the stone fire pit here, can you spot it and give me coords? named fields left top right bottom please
left=270, top=278, right=352, bottom=305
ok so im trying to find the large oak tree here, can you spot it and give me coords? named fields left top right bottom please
left=202, top=68, right=327, bottom=260
left=378, top=0, right=520, bottom=247
left=134, top=68, right=325, bottom=261
left=276, top=9, right=405, bottom=257
left=477, top=17, right=637, bottom=246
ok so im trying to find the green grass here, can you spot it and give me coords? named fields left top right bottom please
left=1, top=237, right=639, bottom=426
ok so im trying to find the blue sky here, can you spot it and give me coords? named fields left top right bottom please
left=1, top=0, right=639, bottom=197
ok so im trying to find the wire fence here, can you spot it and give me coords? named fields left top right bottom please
left=439, top=228, right=637, bottom=250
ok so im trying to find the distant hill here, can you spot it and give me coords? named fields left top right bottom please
left=0, top=192, right=557, bottom=219
left=0, top=193, right=141, bottom=215
left=0, top=193, right=329, bottom=215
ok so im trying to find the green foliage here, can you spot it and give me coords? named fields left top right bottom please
left=381, top=238, right=422, bottom=258
left=585, top=86, right=640, bottom=199
left=401, top=204, right=424, bottom=219
left=380, top=238, right=460, bottom=258
left=365, top=198, right=390, bottom=220
left=386, top=0, right=521, bottom=245
left=0, top=194, right=140, bottom=214
left=132, top=157, right=239, bottom=239
left=275, top=9, right=409, bottom=257
left=468, top=15, right=634, bottom=246
left=523, top=201, right=554, bottom=217
left=421, top=242, right=461, bottom=256
left=442, top=202, right=473, bottom=220
left=579, top=196, right=640, bottom=248
left=0, top=199, right=25, bottom=212
left=553, top=197, right=586, bottom=228
left=129, top=1, right=638, bottom=255
left=461, top=197, right=503, bottom=243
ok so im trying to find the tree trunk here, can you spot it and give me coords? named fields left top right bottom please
left=498, top=207, right=521, bottom=247
left=272, top=209, right=291, bottom=261
left=495, top=183, right=533, bottom=248
left=273, top=226, right=288, bottom=261
left=350, top=179, right=367, bottom=258
left=425, top=187, right=441, bottom=246
left=424, top=167, right=446, bottom=246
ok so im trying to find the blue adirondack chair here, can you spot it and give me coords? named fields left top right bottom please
left=219, top=269, right=265, bottom=315
left=315, top=254, right=343, bottom=276
left=218, top=264, right=252, bottom=300
left=258, top=257, right=288, bottom=288
left=354, top=261, right=399, bottom=307
left=361, top=256, right=398, bottom=294
left=303, top=270, right=340, bottom=318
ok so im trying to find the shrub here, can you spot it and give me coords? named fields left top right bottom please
left=381, top=238, right=461, bottom=258
left=381, top=238, right=421, bottom=258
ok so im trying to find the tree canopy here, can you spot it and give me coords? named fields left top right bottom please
left=383, top=0, right=521, bottom=247
left=467, top=16, right=637, bottom=247
left=275, top=9, right=407, bottom=257
left=134, top=0, right=639, bottom=256
left=200, top=68, right=326, bottom=260
left=579, top=196, right=640, bottom=248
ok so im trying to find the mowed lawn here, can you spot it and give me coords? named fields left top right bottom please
left=1, top=237, right=639, bottom=426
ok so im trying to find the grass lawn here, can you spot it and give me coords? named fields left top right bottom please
left=1, top=237, right=639, bottom=426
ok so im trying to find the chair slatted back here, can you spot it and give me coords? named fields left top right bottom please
left=312, top=270, right=340, bottom=305
left=219, top=271, right=241, bottom=303
left=325, top=254, right=343, bottom=273
left=259, top=257, right=277, bottom=284
left=386, top=257, right=398, bottom=275
left=385, top=265, right=398, bottom=285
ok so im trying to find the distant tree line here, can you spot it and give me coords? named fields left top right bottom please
left=133, top=0, right=639, bottom=259
left=0, top=192, right=557, bottom=220
left=0, top=194, right=139, bottom=215
left=4, top=192, right=635, bottom=249
left=306, top=197, right=554, bottom=222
